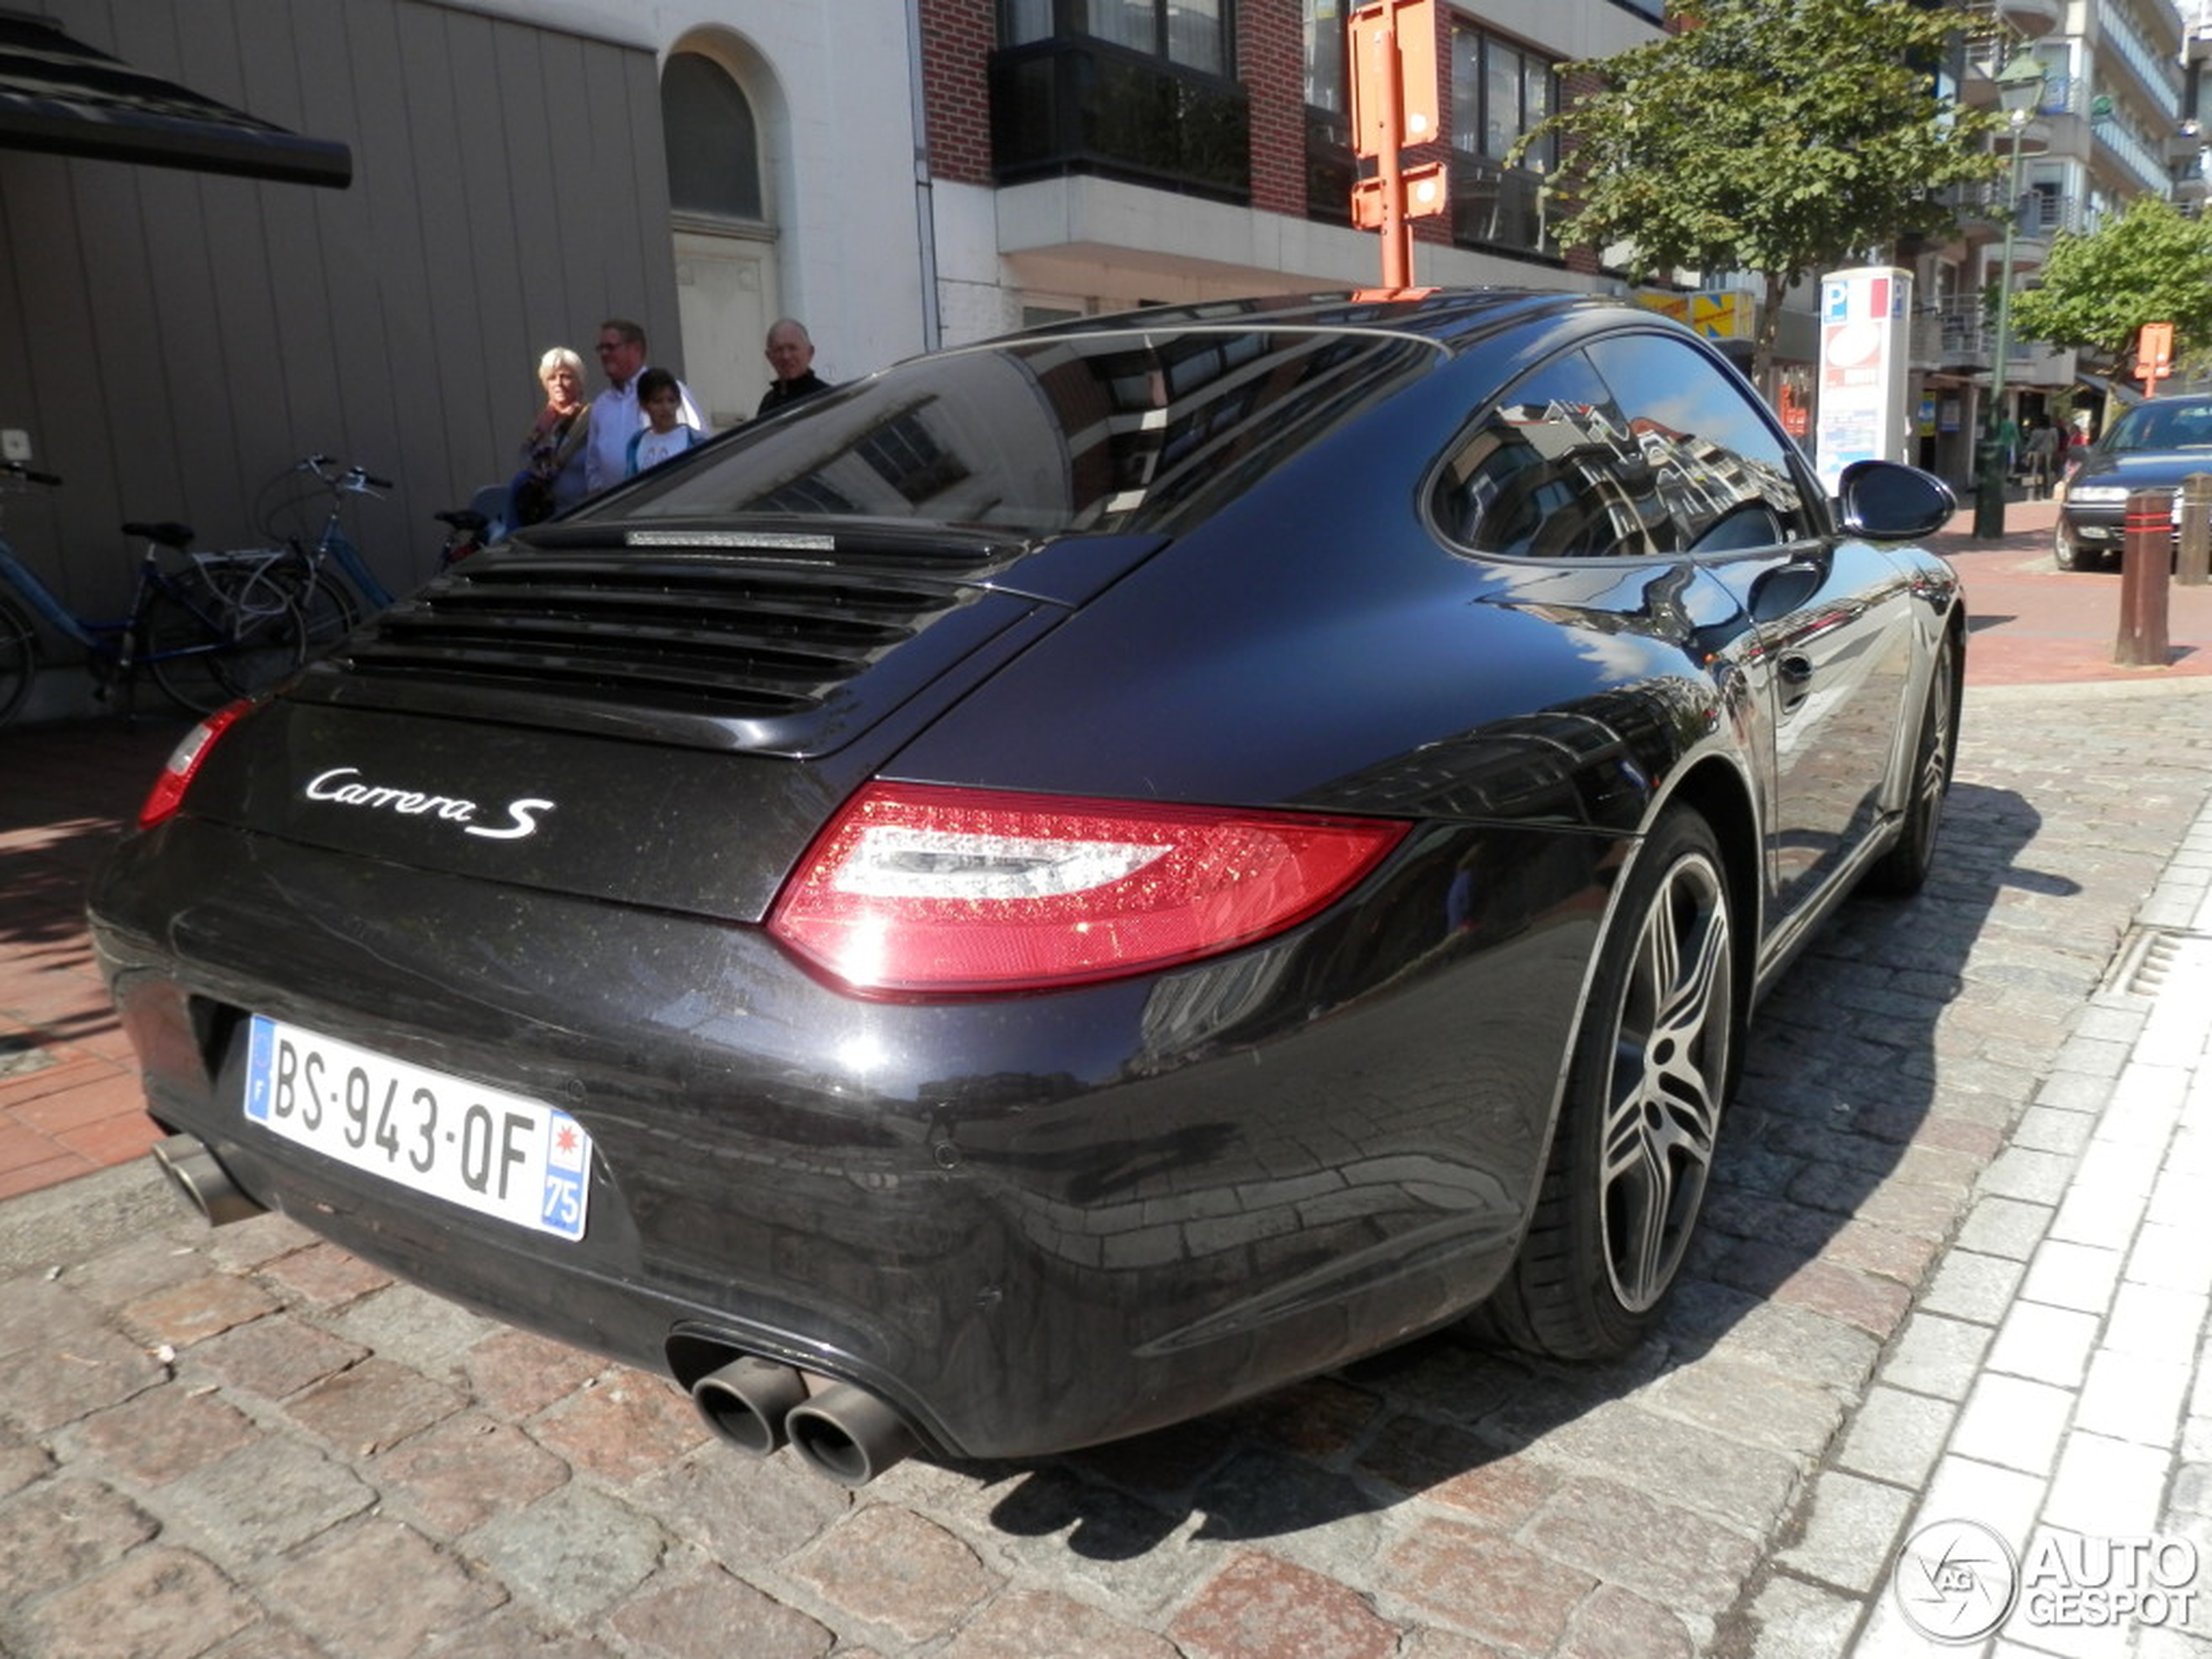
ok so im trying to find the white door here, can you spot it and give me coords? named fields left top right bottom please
left=673, top=231, right=778, bottom=431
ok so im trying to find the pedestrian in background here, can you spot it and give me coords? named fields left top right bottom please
left=756, top=318, right=830, bottom=418
left=584, top=318, right=705, bottom=494
left=2022, top=417, right=2059, bottom=498
left=625, top=368, right=705, bottom=476
left=509, top=346, right=592, bottom=526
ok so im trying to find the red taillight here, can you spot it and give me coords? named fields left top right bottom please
left=138, top=702, right=252, bottom=830
left=767, top=782, right=1408, bottom=996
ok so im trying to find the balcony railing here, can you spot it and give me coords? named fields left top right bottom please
left=2096, top=5, right=2184, bottom=120
left=988, top=37, right=1251, bottom=202
left=1918, top=297, right=2046, bottom=375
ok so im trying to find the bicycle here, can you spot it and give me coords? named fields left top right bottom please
left=433, top=504, right=492, bottom=569
left=189, top=455, right=400, bottom=651
left=0, top=464, right=307, bottom=728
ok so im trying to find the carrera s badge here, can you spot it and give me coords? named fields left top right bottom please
left=303, top=767, right=553, bottom=840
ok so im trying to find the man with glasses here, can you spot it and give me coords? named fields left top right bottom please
left=584, top=319, right=705, bottom=496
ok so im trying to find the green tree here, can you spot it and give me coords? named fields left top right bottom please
left=1516, top=0, right=2006, bottom=388
left=2007, top=194, right=2212, bottom=378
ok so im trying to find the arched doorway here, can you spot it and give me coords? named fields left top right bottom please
left=661, top=44, right=779, bottom=429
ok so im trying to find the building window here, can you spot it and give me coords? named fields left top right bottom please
left=661, top=53, right=763, bottom=222
left=1453, top=25, right=1554, bottom=171
left=991, top=0, right=1251, bottom=199
left=1448, top=23, right=1559, bottom=257
left=1002, top=0, right=1230, bottom=76
left=1304, top=0, right=1347, bottom=112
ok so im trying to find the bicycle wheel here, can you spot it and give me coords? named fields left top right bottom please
left=0, top=594, right=37, bottom=727
left=144, top=570, right=307, bottom=714
left=296, top=568, right=361, bottom=651
left=203, top=553, right=358, bottom=651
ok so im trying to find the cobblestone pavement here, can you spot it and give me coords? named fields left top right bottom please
left=7, top=675, right=2212, bottom=1657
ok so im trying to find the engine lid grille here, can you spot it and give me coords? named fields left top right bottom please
left=293, top=526, right=1056, bottom=754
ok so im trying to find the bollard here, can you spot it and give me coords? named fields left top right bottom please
left=2181, top=473, right=2212, bottom=587
left=2114, top=489, right=2173, bottom=668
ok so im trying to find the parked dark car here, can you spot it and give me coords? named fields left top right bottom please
left=2054, top=394, right=2212, bottom=570
left=89, top=291, right=1963, bottom=1487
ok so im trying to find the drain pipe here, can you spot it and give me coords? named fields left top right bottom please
left=904, top=0, right=941, bottom=354
left=151, top=1134, right=266, bottom=1225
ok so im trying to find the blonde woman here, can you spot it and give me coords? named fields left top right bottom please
left=510, top=347, right=592, bottom=524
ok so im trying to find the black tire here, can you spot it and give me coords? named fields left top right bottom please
left=1478, top=809, right=1737, bottom=1360
left=144, top=573, right=307, bottom=714
left=0, top=595, right=36, bottom=727
left=2053, top=518, right=2097, bottom=572
left=1862, top=637, right=1959, bottom=898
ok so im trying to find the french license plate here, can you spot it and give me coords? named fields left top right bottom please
left=243, top=1015, right=590, bottom=1241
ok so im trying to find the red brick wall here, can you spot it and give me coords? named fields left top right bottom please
left=918, top=0, right=994, bottom=187
left=1556, top=65, right=1603, bottom=275
left=1239, top=0, right=1306, bottom=219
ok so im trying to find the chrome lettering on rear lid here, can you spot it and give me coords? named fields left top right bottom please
left=303, top=767, right=554, bottom=840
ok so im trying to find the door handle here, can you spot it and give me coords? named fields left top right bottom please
left=1777, top=652, right=1815, bottom=711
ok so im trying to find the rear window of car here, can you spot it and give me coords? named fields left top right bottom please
left=577, top=328, right=1438, bottom=539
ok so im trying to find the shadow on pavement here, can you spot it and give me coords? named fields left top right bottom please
left=946, top=779, right=2054, bottom=1554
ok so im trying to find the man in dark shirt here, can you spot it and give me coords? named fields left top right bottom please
left=757, top=318, right=830, bottom=417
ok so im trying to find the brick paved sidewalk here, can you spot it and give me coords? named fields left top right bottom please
left=0, top=718, right=188, bottom=1198
left=6, top=676, right=2212, bottom=1656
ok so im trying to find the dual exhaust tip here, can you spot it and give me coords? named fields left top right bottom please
left=151, top=1136, right=916, bottom=1487
left=152, top=1132, right=267, bottom=1226
left=690, top=1354, right=918, bottom=1487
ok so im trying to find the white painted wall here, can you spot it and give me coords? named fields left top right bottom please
left=434, top=0, right=930, bottom=391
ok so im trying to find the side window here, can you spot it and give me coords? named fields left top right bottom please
left=1582, top=333, right=1810, bottom=552
left=1432, top=350, right=1670, bottom=558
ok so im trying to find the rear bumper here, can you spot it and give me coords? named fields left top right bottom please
left=89, top=813, right=1605, bottom=1459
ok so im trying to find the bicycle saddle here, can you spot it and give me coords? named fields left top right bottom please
left=121, top=521, right=195, bottom=549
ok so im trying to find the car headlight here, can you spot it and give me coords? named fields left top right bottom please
left=2067, top=485, right=2130, bottom=504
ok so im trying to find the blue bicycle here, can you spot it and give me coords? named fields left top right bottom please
left=191, top=455, right=403, bottom=650
left=0, top=463, right=307, bottom=726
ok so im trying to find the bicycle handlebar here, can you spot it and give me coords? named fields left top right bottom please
left=298, top=455, right=389, bottom=494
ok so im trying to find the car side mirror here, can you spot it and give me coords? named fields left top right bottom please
left=1835, top=460, right=1956, bottom=543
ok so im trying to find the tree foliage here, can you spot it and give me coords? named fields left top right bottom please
left=2006, top=194, right=2212, bottom=371
left=1518, top=0, right=2006, bottom=384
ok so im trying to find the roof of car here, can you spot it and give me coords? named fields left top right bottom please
left=988, top=288, right=1632, bottom=354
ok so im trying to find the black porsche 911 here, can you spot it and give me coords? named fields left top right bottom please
left=88, top=290, right=1962, bottom=1487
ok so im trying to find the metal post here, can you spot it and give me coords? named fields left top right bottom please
left=2180, top=473, right=2212, bottom=587
left=1973, top=128, right=2029, bottom=541
left=1378, top=16, right=1409, bottom=289
left=2115, top=489, right=2174, bottom=667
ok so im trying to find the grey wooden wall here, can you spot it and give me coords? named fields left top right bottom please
left=0, top=0, right=684, bottom=646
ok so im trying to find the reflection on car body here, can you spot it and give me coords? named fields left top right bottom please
left=91, top=290, right=1963, bottom=1487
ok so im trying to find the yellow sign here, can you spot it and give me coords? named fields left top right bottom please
left=1635, top=291, right=1754, bottom=341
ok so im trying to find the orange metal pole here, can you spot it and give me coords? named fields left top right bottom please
left=1377, top=8, right=1410, bottom=288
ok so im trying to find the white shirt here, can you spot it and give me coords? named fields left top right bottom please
left=583, top=370, right=705, bottom=495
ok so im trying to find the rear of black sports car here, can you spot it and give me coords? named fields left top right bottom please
left=87, top=292, right=1953, bottom=1481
